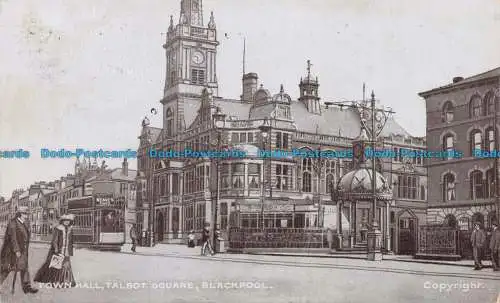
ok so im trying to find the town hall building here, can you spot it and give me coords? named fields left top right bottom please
left=136, top=0, right=427, bottom=254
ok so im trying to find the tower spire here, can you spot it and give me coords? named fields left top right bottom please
left=243, top=37, right=246, bottom=76
left=307, top=60, right=312, bottom=79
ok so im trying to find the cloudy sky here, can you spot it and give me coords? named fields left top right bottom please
left=0, top=0, right=499, bottom=197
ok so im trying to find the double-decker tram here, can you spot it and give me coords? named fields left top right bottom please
left=68, top=194, right=125, bottom=251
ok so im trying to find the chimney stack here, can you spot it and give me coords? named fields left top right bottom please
left=241, top=73, right=258, bottom=101
left=122, top=158, right=128, bottom=176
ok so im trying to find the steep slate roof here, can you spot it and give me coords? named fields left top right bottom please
left=182, top=96, right=413, bottom=138
left=419, top=67, right=500, bottom=96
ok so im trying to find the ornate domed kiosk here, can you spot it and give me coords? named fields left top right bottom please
left=334, top=166, right=393, bottom=255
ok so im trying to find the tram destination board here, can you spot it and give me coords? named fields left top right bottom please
left=67, top=196, right=93, bottom=210
left=95, top=194, right=125, bottom=208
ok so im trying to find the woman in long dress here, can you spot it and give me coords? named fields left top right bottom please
left=34, top=214, right=76, bottom=288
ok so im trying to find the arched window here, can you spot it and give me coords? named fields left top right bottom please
left=302, top=158, right=312, bottom=192
left=470, top=130, right=482, bottom=155
left=484, top=91, right=495, bottom=115
left=469, top=170, right=484, bottom=200
left=486, top=168, right=495, bottom=198
left=443, top=214, right=457, bottom=228
left=443, top=173, right=456, bottom=202
left=442, top=101, right=454, bottom=122
left=469, top=95, right=482, bottom=117
left=166, top=108, right=174, bottom=137
left=485, top=127, right=496, bottom=152
left=324, top=160, right=335, bottom=194
left=442, top=134, right=454, bottom=160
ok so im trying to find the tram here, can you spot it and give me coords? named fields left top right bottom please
left=67, top=194, right=125, bottom=251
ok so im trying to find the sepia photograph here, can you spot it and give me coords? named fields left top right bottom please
left=0, top=0, right=499, bottom=302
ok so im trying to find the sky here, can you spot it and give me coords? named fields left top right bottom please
left=0, top=0, right=499, bottom=198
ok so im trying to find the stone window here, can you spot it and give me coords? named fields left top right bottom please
left=469, top=170, right=484, bottom=199
left=302, top=158, right=312, bottom=192
left=166, top=108, right=174, bottom=137
left=172, top=173, right=179, bottom=195
left=485, top=127, right=496, bottom=152
left=470, top=130, right=482, bottom=155
left=221, top=163, right=230, bottom=189
left=486, top=169, right=495, bottom=198
left=231, top=163, right=244, bottom=189
left=276, top=132, right=289, bottom=149
left=442, top=134, right=454, bottom=160
left=195, top=203, right=205, bottom=230
left=184, top=203, right=194, bottom=231
left=325, top=160, right=335, bottom=194
left=484, top=91, right=495, bottom=115
left=248, top=163, right=260, bottom=189
left=442, top=101, right=454, bottom=122
left=442, top=173, right=456, bottom=202
left=397, top=175, right=417, bottom=199
left=469, top=95, right=482, bottom=118
left=276, top=164, right=289, bottom=190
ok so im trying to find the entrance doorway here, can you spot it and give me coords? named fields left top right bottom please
left=398, top=217, right=416, bottom=255
left=172, top=207, right=179, bottom=239
left=156, top=212, right=164, bottom=242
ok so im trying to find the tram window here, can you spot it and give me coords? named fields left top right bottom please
left=102, top=210, right=120, bottom=232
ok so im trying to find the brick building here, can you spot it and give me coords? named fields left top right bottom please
left=420, top=68, right=500, bottom=230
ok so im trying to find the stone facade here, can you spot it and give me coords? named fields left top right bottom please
left=136, top=0, right=427, bottom=254
left=420, top=68, right=500, bottom=230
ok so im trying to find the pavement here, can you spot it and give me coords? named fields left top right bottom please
left=120, top=243, right=492, bottom=268
left=4, top=237, right=494, bottom=268
left=0, top=242, right=498, bottom=303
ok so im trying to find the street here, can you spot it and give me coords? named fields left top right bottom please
left=0, top=243, right=498, bottom=303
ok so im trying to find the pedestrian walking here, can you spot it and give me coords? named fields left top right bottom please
left=34, top=214, right=76, bottom=288
left=187, top=230, right=195, bottom=248
left=470, top=222, right=486, bottom=270
left=201, top=225, right=214, bottom=256
left=489, top=222, right=500, bottom=271
left=326, top=228, right=334, bottom=251
left=0, top=206, right=39, bottom=294
left=130, top=224, right=138, bottom=252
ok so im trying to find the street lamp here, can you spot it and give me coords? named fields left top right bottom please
left=357, top=91, right=394, bottom=261
left=312, top=145, right=326, bottom=228
left=258, top=118, right=271, bottom=229
left=212, top=106, right=226, bottom=250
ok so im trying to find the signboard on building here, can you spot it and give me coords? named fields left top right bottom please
left=238, top=203, right=294, bottom=213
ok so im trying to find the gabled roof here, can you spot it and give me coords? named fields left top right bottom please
left=419, top=67, right=500, bottom=97
left=109, top=168, right=137, bottom=182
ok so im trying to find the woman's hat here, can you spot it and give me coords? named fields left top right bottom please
left=60, top=214, right=75, bottom=222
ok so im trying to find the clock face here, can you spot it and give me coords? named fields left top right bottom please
left=192, top=51, right=204, bottom=65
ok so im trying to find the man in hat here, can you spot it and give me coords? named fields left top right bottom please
left=129, top=224, right=138, bottom=252
left=0, top=206, right=38, bottom=293
left=470, top=222, right=486, bottom=270
left=489, top=221, right=500, bottom=271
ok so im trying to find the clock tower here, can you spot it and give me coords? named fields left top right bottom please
left=161, top=0, right=219, bottom=137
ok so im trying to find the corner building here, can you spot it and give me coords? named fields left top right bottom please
left=420, top=69, right=500, bottom=236
left=136, top=0, right=427, bottom=254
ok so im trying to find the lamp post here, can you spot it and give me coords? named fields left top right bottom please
left=212, top=106, right=226, bottom=250
left=312, top=145, right=326, bottom=228
left=357, top=91, right=394, bottom=261
left=258, top=118, right=271, bottom=229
